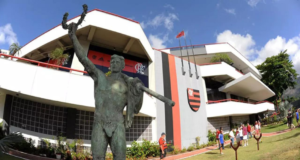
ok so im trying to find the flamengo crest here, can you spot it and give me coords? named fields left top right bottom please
left=187, top=88, right=200, bottom=112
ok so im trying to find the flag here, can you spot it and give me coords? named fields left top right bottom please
left=176, top=31, right=185, bottom=38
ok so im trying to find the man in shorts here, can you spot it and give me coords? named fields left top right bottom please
left=216, top=129, right=220, bottom=148
left=159, top=132, right=168, bottom=159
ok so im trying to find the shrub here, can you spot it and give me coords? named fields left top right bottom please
left=283, top=118, right=287, bottom=124
left=187, top=145, right=194, bottom=151
left=224, top=133, right=230, bottom=140
left=181, top=147, right=187, bottom=153
left=210, top=53, right=233, bottom=65
left=171, top=146, right=180, bottom=155
left=126, top=140, right=160, bottom=158
left=196, top=144, right=201, bottom=149
left=273, top=115, right=278, bottom=122
left=196, top=137, right=200, bottom=145
left=207, top=130, right=216, bottom=142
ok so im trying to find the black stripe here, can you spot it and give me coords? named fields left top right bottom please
left=194, top=95, right=200, bottom=98
left=162, top=53, right=174, bottom=145
left=188, top=100, right=200, bottom=103
left=3, top=94, right=13, bottom=134
left=66, top=108, right=77, bottom=139
left=192, top=89, right=200, bottom=93
left=191, top=105, right=200, bottom=108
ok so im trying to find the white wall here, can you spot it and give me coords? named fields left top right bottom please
left=0, top=58, right=156, bottom=117
left=206, top=101, right=275, bottom=118
left=70, top=37, right=91, bottom=75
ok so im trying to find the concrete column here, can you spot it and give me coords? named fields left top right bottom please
left=226, top=93, right=231, bottom=99
left=151, top=117, right=157, bottom=142
left=148, top=58, right=156, bottom=91
left=0, top=94, right=6, bottom=119
left=70, top=36, right=91, bottom=75
left=201, top=78, right=208, bottom=103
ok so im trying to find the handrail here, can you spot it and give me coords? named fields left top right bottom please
left=207, top=99, right=273, bottom=105
left=0, top=53, right=88, bottom=74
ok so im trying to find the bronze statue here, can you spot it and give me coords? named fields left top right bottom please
left=62, top=4, right=175, bottom=160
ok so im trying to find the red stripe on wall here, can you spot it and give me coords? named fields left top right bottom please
left=168, top=55, right=181, bottom=149
left=189, top=102, right=200, bottom=106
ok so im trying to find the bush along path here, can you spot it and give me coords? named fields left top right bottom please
left=148, top=129, right=295, bottom=160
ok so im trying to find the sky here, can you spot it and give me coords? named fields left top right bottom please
left=1, top=0, right=300, bottom=73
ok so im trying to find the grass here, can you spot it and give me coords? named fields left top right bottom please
left=261, top=121, right=299, bottom=133
left=0, top=153, right=23, bottom=160
left=187, top=127, right=300, bottom=160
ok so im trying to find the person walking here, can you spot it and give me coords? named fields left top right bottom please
left=296, top=109, right=299, bottom=127
left=219, top=130, right=224, bottom=155
left=255, top=121, right=259, bottom=136
left=229, top=128, right=235, bottom=148
left=243, top=124, right=248, bottom=146
left=235, top=127, right=240, bottom=146
left=159, top=132, right=168, bottom=159
left=216, top=129, right=220, bottom=148
left=247, top=123, right=252, bottom=139
left=239, top=126, right=243, bottom=146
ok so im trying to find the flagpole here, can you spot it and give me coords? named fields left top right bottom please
left=183, top=33, right=193, bottom=77
left=179, top=37, right=186, bottom=75
left=189, top=39, right=199, bottom=79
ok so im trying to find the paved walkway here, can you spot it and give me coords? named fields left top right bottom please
left=149, top=129, right=294, bottom=160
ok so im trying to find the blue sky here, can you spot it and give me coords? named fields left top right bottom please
left=1, top=0, right=300, bottom=73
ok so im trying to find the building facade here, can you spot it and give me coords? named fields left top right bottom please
left=0, top=9, right=275, bottom=150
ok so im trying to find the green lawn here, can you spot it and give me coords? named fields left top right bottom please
left=261, top=121, right=299, bottom=133
left=187, top=127, right=300, bottom=160
left=0, top=153, right=23, bottom=160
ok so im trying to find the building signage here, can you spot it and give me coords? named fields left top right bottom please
left=187, top=88, right=200, bottom=112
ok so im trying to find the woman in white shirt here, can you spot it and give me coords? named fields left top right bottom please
left=239, top=127, right=243, bottom=146
left=229, top=128, right=234, bottom=148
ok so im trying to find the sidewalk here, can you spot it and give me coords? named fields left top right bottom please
left=263, top=128, right=293, bottom=137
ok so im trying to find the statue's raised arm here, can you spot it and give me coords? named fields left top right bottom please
left=61, top=4, right=106, bottom=84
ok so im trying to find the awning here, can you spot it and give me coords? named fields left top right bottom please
left=219, top=73, right=275, bottom=101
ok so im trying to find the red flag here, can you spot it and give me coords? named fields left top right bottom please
left=176, top=31, right=185, bottom=38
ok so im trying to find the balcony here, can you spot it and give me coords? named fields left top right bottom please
left=0, top=54, right=156, bottom=117
left=206, top=99, right=275, bottom=118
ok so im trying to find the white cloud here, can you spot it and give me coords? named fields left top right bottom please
left=216, top=30, right=300, bottom=74
left=0, top=23, right=18, bottom=45
left=224, top=9, right=236, bottom=15
left=141, top=13, right=179, bottom=31
left=164, top=4, right=175, bottom=10
left=216, top=30, right=255, bottom=58
left=247, top=0, right=262, bottom=7
left=148, top=34, right=168, bottom=49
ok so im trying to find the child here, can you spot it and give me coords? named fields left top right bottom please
left=219, top=130, right=224, bottom=155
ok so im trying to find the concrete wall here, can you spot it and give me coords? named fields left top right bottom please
left=175, top=57, right=208, bottom=147
left=207, top=117, right=230, bottom=133
left=154, top=50, right=166, bottom=141
left=70, top=37, right=91, bottom=75
left=171, top=46, right=207, bottom=57
left=232, top=115, right=250, bottom=125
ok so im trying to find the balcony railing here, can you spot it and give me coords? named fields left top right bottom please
left=0, top=53, right=87, bottom=74
left=207, top=99, right=273, bottom=105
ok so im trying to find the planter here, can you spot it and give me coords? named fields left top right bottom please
left=56, top=153, right=61, bottom=159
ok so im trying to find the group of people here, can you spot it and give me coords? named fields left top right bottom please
left=216, top=121, right=262, bottom=155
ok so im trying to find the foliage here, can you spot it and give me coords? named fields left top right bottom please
left=196, top=137, right=200, bottom=145
left=180, top=147, right=187, bottom=153
left=279, top=101, right=293, bottom=118
left=171, top=146, right=180, bottom=155
left=9, top=43, right=22, bottom=56
left=210, top=53, right=233, bottom=65
left=256, top=50, right=298, bottom=103
left=196, top=144, right=201, bottom=149
left=187, top=145, right=195, bottom=151
left=282, top=118, right=287, bottom=124
left=126, top=140, right=160, bottom=159
left=49, top=47, right=69, bottom=67
left=105, top=70, right=112, bottom=77
left=0, top=133, right=25, bottom=153
left=207, top=130, right=216, bottom=142
left=224, top=133, right=229, bottom=141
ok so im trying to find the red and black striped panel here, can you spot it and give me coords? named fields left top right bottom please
left=187, top=88, right=200, bottom=112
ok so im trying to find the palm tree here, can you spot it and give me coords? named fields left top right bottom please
left=0, top=133, right=25, bottom=155
left=49, top=47, right=69, bottom=69
left=9, top=43, right=22, bottom=56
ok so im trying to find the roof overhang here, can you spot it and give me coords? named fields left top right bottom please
left=219, top=73, right=275, bottom=101
left=19, top=9, right=153, bottom=61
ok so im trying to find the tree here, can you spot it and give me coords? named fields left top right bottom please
left=49, top=47, right=69, bottom=69
left=278, top=101, right=293, bottom=119
left=9, top=43, right=22, bottom=56
left=256, top=50, right=298, bottom=108
left=210, top=53, right=233, bottom=65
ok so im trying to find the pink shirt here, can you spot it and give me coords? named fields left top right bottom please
left=243, top=126, right=247, bottom=135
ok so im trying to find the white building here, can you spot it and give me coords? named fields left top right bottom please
left=0, top=9, right=275, bottom=150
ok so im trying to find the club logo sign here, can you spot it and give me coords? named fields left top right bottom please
left=187, top=88, right=200, bottom=112
left=135, top=63, right=145, bottom=74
